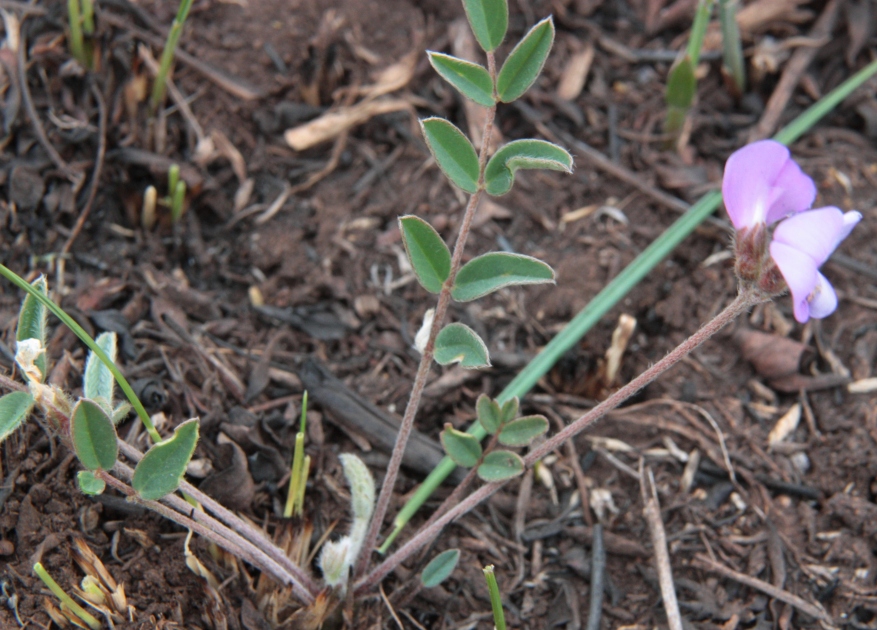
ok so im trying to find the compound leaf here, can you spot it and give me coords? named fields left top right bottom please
left=477, top=450, right=524, bottom=481
left=399, top=216, right=451, bottom=294
left=462, top=0, right=508, bottom=52
left=422, top=549, right=461, bottom=587
left=132, top=418, right=199, bottom=500
left=0, top=391, right=34, bottom=443
left=496, top=17, right=554, bottom=102
left=498, top=414, right=549, bottom=446
left=71, top=399, right=119, bottom=472
left=440, top=424, right=482, bottom=468
left=484, top=139, right=572, bottom=196
left=420, top=118, right=480, bottom=193
left=434, top=323, right=490, bottom=369
left=452, top=252, right=555, bottom=302
left=428, top=52, right=495, bottom=106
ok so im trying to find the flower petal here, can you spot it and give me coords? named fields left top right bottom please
left=763, top=157, right=817, bottom=224
left=722, top=140, right=815, bottom=229
left=807, top=272, right=838, bottom=320
left=771, top=207, right=845, bottom=266
left=839, top=210, right=863, bottom=241
left=769, top=241, right=818, bottom=323
left=722, top=140, right=788, bottom=229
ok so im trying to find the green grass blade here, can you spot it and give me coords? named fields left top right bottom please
left=379, top=57, right=877, bottom=553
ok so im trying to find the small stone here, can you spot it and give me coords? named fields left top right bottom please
left=0, top=539, right=14, bottom=555
left=354, top=294, right=380, bottom=319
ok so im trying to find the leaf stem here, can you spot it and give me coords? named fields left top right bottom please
left=356, top=52, right=499, bottom=578
left=356, top=289, right=762, bottom=592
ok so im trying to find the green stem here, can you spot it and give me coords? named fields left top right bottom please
left=0, top=265, right=161, bottom=443
left=378, top=54, right=877, bottom=553
left=33, top=562, right=102, bottom=630
left=687, top=0, right=715, bottom=65
left=719, top=0, right=745, bottom=95
left=149, top=0, right=193, bottom=112
left=484, top=565, right=506, bottom=630
left=67, top=0, right=86, bottom=66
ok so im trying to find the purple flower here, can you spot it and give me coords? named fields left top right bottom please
left=722, top=139, right=816, bottom=229
left=722, top=139, right=862, bottom=322
left=769, top=207, right=861, bottom=323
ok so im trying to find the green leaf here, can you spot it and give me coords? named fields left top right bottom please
left=498, top=414, right=549, bottom=446
left=399, top=216, right=452, bottom=294
left=496, top=16, right=555, bottom=103
left=476, top=394, right=502, bottom=434
left=420, top=118, right=480, bottom=193
left=83, top=332, right=118, bottom=412
left=77, top=470, right=106, bottom=495
left=0, top=391, right=34, bottom=442
left=665, top=55, right=696, bottom=109
left=434, top=323, right=490, bottom=369
left=477, top=450, right=524, bottom=481
left=428, top=52, right=495, bottom=107
left=452, top=252, right=555, bottom=302
left=16, top=276, right=48, bottom=382
left=132, top=418, right=199, bottom=500
left=462, top=0, right=508, bottom=52
left=484, top=139, right=573, bottom=196
left=440, top=424, right=483, bottom=467
left=71, top=399, right=119, bottom=472
left=421, top=549, right=461, bottom=588
left=500, top=397, right=519, bottom=424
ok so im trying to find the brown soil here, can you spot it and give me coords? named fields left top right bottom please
left=2, top=0, right=877, bottom=628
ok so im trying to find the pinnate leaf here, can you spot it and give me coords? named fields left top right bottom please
left=77, top=470, right=106, bottom=495
left=16, top=276, right=48, bottom=382
left=0, top=391, right=34, bottom=442
left=476, top=394, right=502, bottom=434
left=440, top=424, right=482, bottom=467
left=484, top=139, right=573, bottom=196
left=428, top=53, right=495, bottom=107
left=496, top=17, right=554, bottom=103
left=452, top=252, right=555, bottom=302
left=420, top=118, right=480, bottom=193
left=399, top=216, right=451, bottom=294
left=498, top=414, right=548, bottom=446
left=71, top=399, right=119, bottom=472
left=477, top=450, right=524, bottom=481
left=421, top=548, right=460, bottom=587
left=83, top=332, right=118, bottom=411
left=434, top=323, right=490, bottom=369
left=132, top=418, right=199, bottom=500
left=463, top=0, right=508, bottom=52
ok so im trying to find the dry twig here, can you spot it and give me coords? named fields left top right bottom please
left=641, top=465, right=683, bottom=630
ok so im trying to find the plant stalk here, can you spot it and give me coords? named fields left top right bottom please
left=355, top=52, right=499, bottom=577
left=115, top=439, right=320, bottom=596
left=356, top=289, right=761, bottom=592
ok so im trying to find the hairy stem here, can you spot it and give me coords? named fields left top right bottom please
left=115, top=439, right=319, bottom=596
left=356, top=289, right=761, bottom=592
left=106, top=461, right=316, bottom=604
left=356, top=52, right=499, bottom=577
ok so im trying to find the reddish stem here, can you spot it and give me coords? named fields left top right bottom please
left=356, top=52, right=499, bottom=577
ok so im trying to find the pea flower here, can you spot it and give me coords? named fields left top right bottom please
left=722, top=139, right=861, bottom=323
